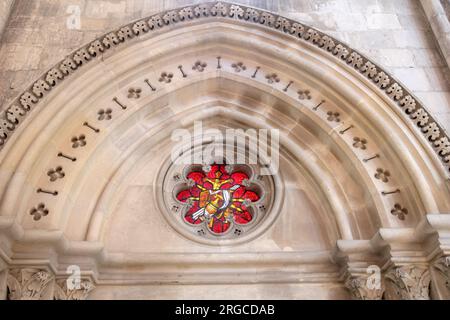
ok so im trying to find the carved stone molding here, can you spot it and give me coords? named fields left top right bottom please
left=384, top=265, right=430, bottom=300
left=344, top=275, right=384, bottom=300
left=54, top=278, right=95, bottom=300
left=0, top=1, right=448, bottom=177
left=433, top=256, right=450, bottom=290
left=6, top=268, right=54, bottom=300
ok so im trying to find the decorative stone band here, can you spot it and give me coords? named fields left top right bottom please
left=0, top=1, right=448, bottom=175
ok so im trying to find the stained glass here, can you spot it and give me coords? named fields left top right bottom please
left=176, top=164, right=260, bottom=234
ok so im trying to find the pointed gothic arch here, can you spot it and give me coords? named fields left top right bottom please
left=0, top=2, right=449, bottom=300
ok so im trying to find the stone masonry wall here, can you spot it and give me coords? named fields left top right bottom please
left=0, top=0, right=449, bottom=133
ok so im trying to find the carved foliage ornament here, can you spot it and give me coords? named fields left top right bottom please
left=5, top=268, right=95, bottom=300
left=6, top=269, right=54, bottom=300
left=175, top=164, right=261, bottom=235
left=344, top=276, right=384, bottom=300
left=384, top=266, right=430, bottom=300
left=0, top=2, right=448, bottom=176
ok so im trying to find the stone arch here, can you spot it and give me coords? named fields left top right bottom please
left=0, top=2, right=449, bottom=300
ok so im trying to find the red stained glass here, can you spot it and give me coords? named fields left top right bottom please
left=176, top=164, right=260, bottom=234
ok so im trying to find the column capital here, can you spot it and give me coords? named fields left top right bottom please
left=384, top=265, right=430, bottom=300
left=54, top=278, right=95, bottom=300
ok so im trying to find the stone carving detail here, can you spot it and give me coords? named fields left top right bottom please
left=347, top=52, right=363, bottom=68
left=159, top=72, right=174, bottom=83
left=326, top=111, right=341, bottom=122
left=192, top=60, right=207, bottom=72
left=98, top=108, right=112, bottom=121
left=148, top=15, right=163, bottom=29
left=0, top=2, right=447, bottom=176
left=102, top=32, right=120, bottom=48
left=6, top=105, right=26, bottom=125
left=352, top=137, right=368, bottom=150
left=127, top=87, right=142, bottom=99
left=374, top=168, right=390, bottom=183
left=132, top=21, right=149, bottom=35
left=231, top=62, right=246, bottom=72
left=390, top=203, right=408, bottom=220
left=71, top=135, right=87, bottom=148
left=88, top=40, right=104, bottom=56
left=387, top=83, right=403, bottom=100
left=374, top=71, right=390, bottom=89
left=345, top=276, right=384, bottom=300
left=297, top=90, right=311, bottom=100
left=54, top=279, right=95, bottom=300
left=433, top=256, right=450, bottom=290
left=360, top=61, right=378, bottom=78
left=265, top=73, right=280, bottom=84
left=30, top=203, right=49, bottom=221
left=47, top=166, right=65, bottom=182
left=6, top=269, right=54, bottom=300
left=384, top=266, right=430, bottom=300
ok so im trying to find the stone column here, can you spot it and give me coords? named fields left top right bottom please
left=0, top=0, right=14, bottom=42
left=420, top=0, right=450, bottom=71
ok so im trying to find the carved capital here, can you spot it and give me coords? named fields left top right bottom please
left=433, top=256, right=450, bottom=290
left=344, top=275, right=384, bottom=300
left=384, top=265, right=430, bottom=300
left=54, top=278, right=95, bottom=300
left=6, top=268, right=54, bottom=300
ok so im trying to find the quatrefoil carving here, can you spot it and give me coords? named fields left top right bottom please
left=231, top=62, right=246, bottom=72
left=159, top=72, right=174, bottom=83
left=265, top=73, right=280, bottom=84
left=352, top=137, right=368, bottom=150
left=326, top=111, right=341, bottom=122
left=374, top=168, right=391, bottom=183
left=98, top=108, right=112, bottom=121
left=47, top=166, right=65, bottom=182
left=391, top=203, right=408, bottom=220
left=192, top=61, right=207, bottom=72
left=297, top=90, right=311, bottom=100
left=71, top=135, right=87, bottom=148
left=127, top=87, right=142, bottom=99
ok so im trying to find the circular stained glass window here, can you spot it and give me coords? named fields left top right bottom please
left=159, top=160, right=279, bottom=245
